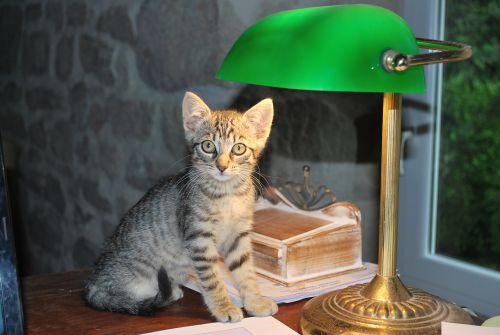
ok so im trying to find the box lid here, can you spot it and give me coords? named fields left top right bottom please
left=253, top=199, right=360, bottom=245
left=253, top=208, right=332, bottom=241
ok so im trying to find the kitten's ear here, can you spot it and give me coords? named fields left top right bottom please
left=182, top=92, right=211, bottom=138
left=245, top=98, right=274, bottom=148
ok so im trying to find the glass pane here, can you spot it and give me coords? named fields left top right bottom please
left=435, top=0, right=500, bottom=271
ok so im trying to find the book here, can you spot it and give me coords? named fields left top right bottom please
left=251, top=196, right=363, bottom=285
left=0, top=136, right=24, bottom=335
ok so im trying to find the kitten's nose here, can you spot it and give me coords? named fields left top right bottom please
left=216, top=155, right=229, bottom=173
left=216, top=163, right=228, bottom=173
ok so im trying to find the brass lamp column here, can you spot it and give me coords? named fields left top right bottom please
left=378, top=93, right=403, bottom=280
left=300, top=93, right=473, bottom=335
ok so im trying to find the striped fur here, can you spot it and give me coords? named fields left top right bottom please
left=84, top=92, right=277, bottom=322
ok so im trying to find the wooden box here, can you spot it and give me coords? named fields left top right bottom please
left=251, top=199, right=362, bottom=285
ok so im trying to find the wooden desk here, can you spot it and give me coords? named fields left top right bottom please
left=22, top=269, right=307, bottom=334
left=22, top=270, right=483, bottom=334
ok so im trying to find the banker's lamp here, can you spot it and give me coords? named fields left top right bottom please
left=216, top=5, right=472, bottom=335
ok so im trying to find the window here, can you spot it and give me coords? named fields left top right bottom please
left=398, top=0, right=500, bottom=317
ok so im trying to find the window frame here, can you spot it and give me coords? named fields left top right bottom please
left=398, top=0, right=500, bottom=317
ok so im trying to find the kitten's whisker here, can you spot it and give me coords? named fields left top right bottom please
left=251, top=168, right=276, bottom=190
left=177, top=170, right=205, bottom=199
left=250, top=176, right=265, bottom=195
left=183, top=171, right=204, bottom=194
left=165, top=154, right=191, bottom=172
left=237, top=169, right=264, bottom=196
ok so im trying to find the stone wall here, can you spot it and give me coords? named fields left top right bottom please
left=0, top=0, right=402, bottom=275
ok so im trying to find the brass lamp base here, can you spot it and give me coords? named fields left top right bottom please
left=300, top=275, right=474, bottom=335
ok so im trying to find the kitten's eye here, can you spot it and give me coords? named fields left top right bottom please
left=201, top=140, right=216, bottom=154
left=232, top=143, right=247, bottom=155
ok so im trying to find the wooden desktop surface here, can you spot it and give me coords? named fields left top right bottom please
left=22, top=269, right=307, bottom=334
left=22, top=269, right=483, bottom=334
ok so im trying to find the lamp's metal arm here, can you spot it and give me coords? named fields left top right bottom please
left=383, top=38, right=472, bottom=72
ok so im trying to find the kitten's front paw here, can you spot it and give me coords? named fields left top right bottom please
left=244, top=296, right=278, bottom=317
left=212, top=303, right=244, bottom=322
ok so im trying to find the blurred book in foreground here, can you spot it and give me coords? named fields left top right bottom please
left=141, top=316, right=299, bottom=335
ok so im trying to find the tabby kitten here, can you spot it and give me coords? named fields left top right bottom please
left=84, top=92, right=278, bottom=322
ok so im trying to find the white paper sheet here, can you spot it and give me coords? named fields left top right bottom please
left=185, top=262, right=377, bottom=306
left=442, top=322, right=500, bottom=334
left=141, top=316, right=299, bottom=335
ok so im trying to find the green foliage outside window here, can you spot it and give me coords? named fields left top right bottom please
left=436, top=0, right=500, bottom=270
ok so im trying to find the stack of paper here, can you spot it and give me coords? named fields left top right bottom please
left=185, top=262, right=377, bottom=306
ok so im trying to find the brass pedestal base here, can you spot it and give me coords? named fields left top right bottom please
left=300, top=275, right=473, bottom=335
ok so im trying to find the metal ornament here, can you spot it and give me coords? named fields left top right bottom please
left=276, top=165, right=336, bottom=211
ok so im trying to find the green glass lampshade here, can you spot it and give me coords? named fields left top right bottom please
left=216, top=5, right=425, bottom=93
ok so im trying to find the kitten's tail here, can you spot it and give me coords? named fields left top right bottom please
left=84, top=267, right=174, bottom=315
left=132, top=267, right=173, bottom=315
